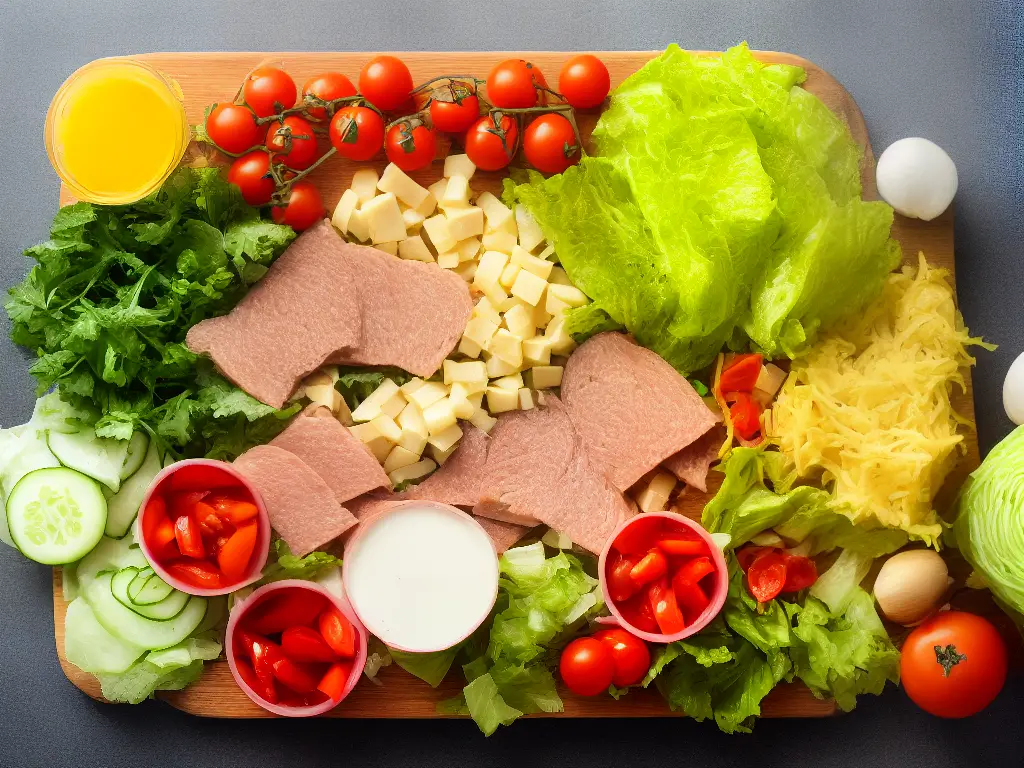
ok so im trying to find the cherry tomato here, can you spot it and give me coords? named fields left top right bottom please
left=243, top=67, right=297, bottom=118
left=747, top=550, right=787, bottom=603
left=281, top=626, right=340, bottom=664
left=729, top=392, right=763, bottom=441
left=558, top=54, right=611, bottom=109
left=629, top=550, right=668, bottom=586
left=216, top=522, right=258, bottom=581
left=486, top=59, right=545, bottom=108
left=464, top=113, right=520, bottom=171
left=592, top=629, right=651, bottom=687
left=318, top=605, right=357, bottom=658
left=559, top=637, right=615, bottom=696
left=901, top=611, right=1007, bottom=718
left=329, top=106, right=385, bottom=161
left=247, top=589, right=329, bottom=636
left=429, top=82, right=480, bottom=133
left=317, top=661, right=354, bottom=701
left=271, top=181, right=324, bottom=231
left=736, top=546, right=772, bottom=572
left=174, top=513, right=205, bottom=559
left=606, top=551, right=640, bottom=602
left=142, top=496, right=176, bottom=550
left=781, top=554, right=818, bottom=593
left=616, top=591, right=660, bottom=634
left=385, top=121, right=437, bottom=172
left=265, top=115, right=319, bottom=171
left=719, top=354, right=763, bottom=394
left=523, top=113, right=580, bottom=175
left=227, top=151, right=275, bottom=206
left=301, top=72, right=356, bottom=120
left=648, top=578, right=685, bottom=635
left=359, top=55, right=414, bottom=112
left=205, top=104, right=263, bottom=154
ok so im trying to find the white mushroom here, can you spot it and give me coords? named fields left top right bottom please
left=873, top=549, right=949, bottom=625
left=875, top=138, right=958, bottom=221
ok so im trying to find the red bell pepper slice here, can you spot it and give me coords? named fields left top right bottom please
left=168, top=463, right=243, bottom=492
left=174, top=513, right=206, bottom=559
left=167, top=490, right=210, bottom=520
left=648, top=578, right=686, bottom=635
left=247, top=590, right=329, bottom=636
left=317, top=661, right=355, bottom=701
left=272, top=657, right=323, bottom=694
left=673, top=556, right=716, bottom=587
left=629, top=550, right=668, bottom=586
left=673, top=578, right=710, bottom=622
left=208, top=495, right=260, bottom=525
left=217, top=522, right=259, bottom=581
left=612, top=515, right=664, bottom=556
left=237, top=629, right=282, bottom=693
left=142, top=496, right=176, bottom=550
left=729, top=392, right=762, bottom=441
left=747, top=551, right=788, bottom=603
left=234, top=657, right=278, bottom=704
left=656, top=537, right=709, bottom=557
left=719, top=354, right=763, bottom=394
left=318, top=605, right=357, bottom=659
left=606, top=551, right=640, bottom=602
left=781, top=554, right=818, bottom=592
left=282, top=625, right=340, bottom=664
left=616, top=591, right=659, bottom=634
left=166, top=561, right=222, bottom=590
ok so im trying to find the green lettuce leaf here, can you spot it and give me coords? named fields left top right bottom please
left=334, top=367, right=414, bottom=411
left=258, top=539, right=342, bottom=584
left=391, top=645, right=461, bottom=688
left=96, top=631, right=222, bottom=705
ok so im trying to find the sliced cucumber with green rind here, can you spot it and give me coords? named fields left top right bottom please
left=119, top=432, right=149, bottom=482
left=85, top=572, right=207, bottom=650
left=47, top=429, right=130, bottom=493
left=111, top=567, right=190, bottom=620
left=64, top=597, right=146, bottom=675
left=105, top=441, right=161, bottom=538
left=126, top=566, right=175, bottom=606
left=76, top=535, right=148, bottom=594
left=6, top=467, right=107, bottom=565
left=1, top=429, right=61, bottom=545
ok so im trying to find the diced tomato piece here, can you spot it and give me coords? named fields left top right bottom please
left=674, top=578, right=710, bottom=622
left=736, top=546, right=773, bottom=572
left=247, top=589, right=329, bottom=636
left=657, top=537, right=709, bottom=557
left=612, top=515, right=664, bottom=556
left=719, top=354, right=762, bottom=394
left=729, top=393, right=762, bottom=441
left=648, top=578, right=686, bottom=635
left=282, top=625, right=340, bottom=663
left=747, top=551, right=788, bottom=603
left=629, top=550, right=668, bottom=586
left=168, top=463, right=243, bottom=492
left=195, top=501, right=224, bottom=535
left=217, top=523, right=259, bottom=581
left=173, top=513, right=206, bottom=559
left=781, top=554, right=818, bottom=593
left=142, top=496, right=177, bottom=550
left=238, top=629, right=282, bottom=686
left=606, top=551, right=640, bottom=602
left=317, top=661, right=354, bottom=701
left=616, top=592, right=659, bottom=634
left=673, top=556, right=716, bottom=587
left=166, top=561, right=222, bottom=590
left=272, top=657, right=324, bottom=694
left=234, top=658, right=278, bottom=704
left=210, top=497, right=259, bottom=525
left=167, top=490, right=210, bottom=519
left=318, top=605, right=357, bottom=659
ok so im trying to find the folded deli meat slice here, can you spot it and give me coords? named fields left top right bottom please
left=186, top=223, right=363, bottom=409
left=663, top=426, right=725, bottom=493
left=234, top=444, right=358, bottom=557
left=475, top=396, right=634, bottom=554
left=561, top=332, right=720, bottom=492
left=271, top=405, right=390, bottom=502
left=475, top=516, right=532, bottom=555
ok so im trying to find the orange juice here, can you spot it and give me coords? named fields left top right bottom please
left=45, top=59, right=189, bottom=204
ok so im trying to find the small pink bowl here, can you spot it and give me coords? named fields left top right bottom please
left=137, top=459, right=272, bottom=597
left=226, top=579, right=368, bottom=717
left=597, top=511, right=729, bottom=644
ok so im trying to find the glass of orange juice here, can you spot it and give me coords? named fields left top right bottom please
left=45, top=58, right=189, bottom=205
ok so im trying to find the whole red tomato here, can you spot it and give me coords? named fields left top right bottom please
left=486, top=59, right=545, bottom=108
left=592, top=629, right=650, bottom=687
left=329, top=106, right=385, bottom=161
left=301, top=72, right=357, bottom=120
left=359, top=55, right=414, bottom=112
left=265, top=115, right=319, bottom=171
left=464, top=113, right=519, bottom=172
left=205, top=104, right=263, bottom=154
left=523, top=113, right=580, bottom=174
left=227, top=151, right=275, bottom=206
left=901, top=611, right=1008, bottom=718
left=559, top=637, right=614, bottom=697
left=272, top=181, right=324, bottom=231
left=558, top=54, right=611, bottom=109
left=385, top=122, right=437, bottom=172
left=243, top=67, right=297, bottom=118
left=429, top=81, right=480, bottom=133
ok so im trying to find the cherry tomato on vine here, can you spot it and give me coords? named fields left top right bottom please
left=329, top=106, right=385, bottom=161
left=901, top=611, right=1007, bottom=718
left=301, top=72, right=357, bottom=120
left=271, top=181, right=324, bottom=231
left=385, top=122, right=437, bottom=172
left=558, top=54, right=611, bottom=109
left=464, top=113, right=519, bottom=172
left=592, top=629, right=650, bottom=688
left=265, top=115, right=319, bottom=171
left=559, top=637, right=614, bottom=697
left=429, top=82, right=480, bottom=133
left=486, top=59, right=546, bottom=108
left=523, top=113, right=580, bottom=174
left=359, top=55, right=414, bottom=112
left=243, top=67, right=297, bottom=118
left=205, top=104, right=263, bottom=154
left=227, top=151, right=275, bottom=206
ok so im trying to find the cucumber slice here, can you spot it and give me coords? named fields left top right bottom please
left=119, top=432, right=150, bottom=482
left=64, top=598, right=146, bottom=675
left=111, top=567, right=190, bottom=620
left=47, top=429, right=130, bottom=493
left=131, top=573, right=175, bottom=606
left=1, top=428, right=61, bottom=547
left=195, top=595, right=227, bottom=635
left=85, top=572, right=207, bottom=650
left=105, top=441, right=161, bottom=538
left=76, top=535, right=148, bottom=594
left=6, top=467, right=108, bottom=565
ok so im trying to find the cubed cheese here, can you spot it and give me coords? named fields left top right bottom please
left=388, top=458, right=436, bottom=486
left=458, top=335, right=482, bottom=359
left=347, top=208, right=370, bottom=242
left=527, top=365, right=563, bottom=389
left=422, top=214, right=457, bottom=253
left=429, top=442, right=460, bottom=465
left=383, top=445, right=422, bottom=474
left=407, top=381, right=449, bottom=410
left=422, top=398, right=457, bottom=435
left=446, top=206, right=484, bottom=241
left=427, top=178, right=448, bottom=204
left=413, top=191, right=437, bottom=218
left=532, top=301, right=553, bottom=329
left=441, top=175, right=471, bottom=208
left=511, top=245, right=554, bottom=279
left=376, top=241, right=399, bottom=256
left=545, top=316, right=577, bottom=355
left=548, top=283, right=589, bottom=308
left=486, top=386, right=519, bottom=414
left=476, top=191, right=509, bottom=220
left=397, top=401, right=428, bottom=437
left=482, top=230, right=517, bottom=254
left=331, top=188, right=360, bottom=234
left=453, top=261, right=478, bottom=283
left=378, top=163, right=430, bottom=208
left=349, top=421, right=385, bottom=444
left=522, top=336, right=552, bottom=365
left=515, top=206, right=545, bottom=252
left=398, top=428, right=427, bottom=456
left=369, top=414, right=402, bottom=443
left=497, top=295, right=525, bottom=313
left=437, top=251, right=460, bottom=269
left=503, top=303, right=536, bottom=340
left=474, top=250, right=510, bottom=294
left=400, top=378, right=426, bottom=397
left=350, top=379, right=402, bottom=422
left=636, top=471, right=676, bottom=513
left=469, top=406, right=497, bottom=433
left=493, top=373, right=524, bottom=391
left=398, top=235, right=434, bottom=263
left=549, top=266, right=572, bottom=286
left=402, top=207, right=425, bottom=231
left=545, top=291, right=570, bottom=317
left=456, top=237, right=482, bottom=263
left=510, top=269, right=548, bottom=306
left=365, top=435, right=395, bottom=463
left=489, top=329, right=523, bottom=366
left=473, top=296, right=503, bottom=326
left=537, top=244, right=556, bottom=262
left=463, top=315, right=499, bottom=350
left=350, top=168, right=379, bottom=203
left=363, top=192, right=407, bottom=244
left=446, top=385, right=475, bottom=419
left=443, top=359, right=488, bottom=386
left=444, top=153, right=476, bottom=180
left=518, top=388, right=535, bottom=410
left=379, top=390, right=406, bottom=419
left=486, top=354, right=521, bottom=378
left=426, top=423, right=463, bottom=453
left=499, top=263, right=521, bottom=290
left=468, top=391, right=484, bottom=408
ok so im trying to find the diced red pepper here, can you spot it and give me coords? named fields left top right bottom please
left=729, top=392, right=762, bottom=441
left=282, top=625, right=340, bottom=664
left=195, top=501, right=224, bottom=536
left=673, top=556, right=716, bottom=587
left=217, top=522, right=259, bottom=581
left=616, top=592, right=659, bottom=634
left=174, top=513, right=206, bottom=559
left=629, top=550, right=668, bottom=586
left=606, top=551, right=640, bottom=602
left=673, top=578, right=710, bottom=622
left=234, top=658, right=278, bottom=704
left=277, top=690, right=330, bottom=708
left=317, top=661, right=354, bottom=701
left=272, top=657, right=324, bottom=694
left=612, top=515, right=664, bottom=556
left=656, top=537, right=709, bottom=557
left=142, top=496, right=176, bottom=550
left=736, top=546, right=773, bottom=572
left=167, top=490, right=210, bottom=520
left=781, top=554, right=818, bottom=593
left=719, top=354, right=763, bottom=394
left=647, top=578, right=686, bottom=635
left=168, top=464, right=243, bottom=492
left=237, top=629, right=282, bottom=689
left=247, top=589, right=329, bottom=636
left=166, top=561, right=222, bottom=590
left=747, top=551, right=788, bottom=603
left=210, top=497, right=260, bottom=525
left=318, top=605, right=357, bottom=659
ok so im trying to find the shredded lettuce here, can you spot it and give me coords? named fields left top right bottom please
left=95, top=630, right=222, bottom=705
left=391, top=646, right=461, bottom=688
left=258, top=539, right=342, bottom=584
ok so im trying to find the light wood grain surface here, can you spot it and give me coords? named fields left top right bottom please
left=51, top=49, right=967, bottom=721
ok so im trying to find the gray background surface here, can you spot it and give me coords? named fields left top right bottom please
left=1, top=1, right=1022, bottom=766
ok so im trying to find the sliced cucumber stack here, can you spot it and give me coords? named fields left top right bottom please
left=47, top=429, right=130, bottom=493
left=105, top=440, right=161, bottom=538
left=111, top=566, right=191, bottom=621
left=86, top=571, right=207, bottom=650
left=64, top=598, right=146, bottom=675
left=119, top=431, right=150, bottom=482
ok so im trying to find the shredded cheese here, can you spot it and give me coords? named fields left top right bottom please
left=768, top=253, right=992, bottom=543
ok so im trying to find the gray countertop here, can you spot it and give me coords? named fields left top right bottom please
left=1, top=1, right=1021, bottom=766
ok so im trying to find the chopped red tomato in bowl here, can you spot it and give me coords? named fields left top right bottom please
left=736, top=545, right=819, bottom=603
left=137, top=459, right=271, bottom=596
left=597, top=512, right=728, bottom=643
left=226, top=580, right=367, bottom=716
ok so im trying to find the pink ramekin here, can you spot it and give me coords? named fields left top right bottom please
left=597, top=511, right=729, bottom=643
left=226, top=579, right=368, bottom=717
left=136, top=459, right=272, bottom=596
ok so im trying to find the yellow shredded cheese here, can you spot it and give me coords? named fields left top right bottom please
left=768, top=253, right=992, bottom=543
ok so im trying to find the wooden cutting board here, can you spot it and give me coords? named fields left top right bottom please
left=50, top=50, right=970, bottom=720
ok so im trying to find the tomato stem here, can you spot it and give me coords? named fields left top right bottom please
left=933, top=644, right=967, bottom=677
left=255, top=95, right=377, bottom=125
left=409, top=75, right=484, bottom=96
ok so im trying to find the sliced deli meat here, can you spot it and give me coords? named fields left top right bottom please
left=234, top=444, right=358, bottom=557
left=662, top=426, right=725, bottom=493
left=404, top=424, right=489, bottom=508
left=561, top=332, right=720, bottom=492
left=474, top=516, right=532, bottom=555
left=475, top=396, right=634, bottom=554
left=186, top=223, right=362, bottom=408
left=271, top=405, right=391, bottom=502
